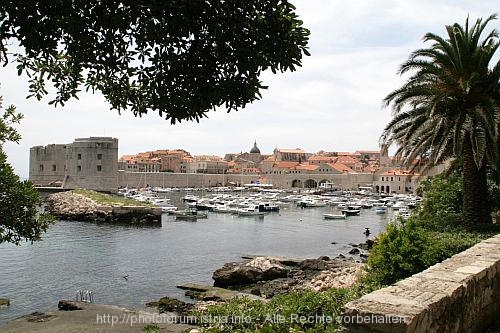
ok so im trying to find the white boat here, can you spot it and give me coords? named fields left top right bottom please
left=212, top=204, right=235, bottom=213
left=375, top=207, right=387, bottom=214
left=182, top=195, right=199, bottom=203
left=161, top=205, right=178, bottom=213
left=392, top=201, right=408, bottom=210
left=298, top=198, right=326, bottom=208
left=323, top=212, right=346, bottom=220
left=150, top=198, right=171, bottom=206
left=237, top=205, right=265, bottom=216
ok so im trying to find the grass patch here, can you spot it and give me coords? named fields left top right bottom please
left=72, top=188, right=154, bottom=207
left=190, top=287, right=373, bottom=333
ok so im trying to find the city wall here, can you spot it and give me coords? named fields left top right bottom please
left=117, top=171, right=376, bottom=190
left=343, top=234, right=500, bottom=333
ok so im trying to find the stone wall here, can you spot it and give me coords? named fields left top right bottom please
left=117, top=171, right=376, bottom=190
left=117, top=171, right=260, bottom=188
left=343, top=234, right=500, bottom=333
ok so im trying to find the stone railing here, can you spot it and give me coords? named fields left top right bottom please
left=343, top=234, right=500, bottom=333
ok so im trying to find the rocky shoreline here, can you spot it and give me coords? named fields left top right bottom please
left=147, top=251, right=371, bottom=319
left=45, top=191, right=162, bottom=225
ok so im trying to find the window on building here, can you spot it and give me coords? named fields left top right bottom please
left=381, top=177, right=384, bottom=181
left=97, top=165, right=102, bottom=172
left=391, top=177, right=394, bottom=181
left=77, top=166, right=81, bottom=172
left=39, top=164, right=44, bottom=172
left=97, top=154, right=102, bottom=160
left=77, top=154, right=82, bottom=160
left=52, top=165, right=56, bottom=171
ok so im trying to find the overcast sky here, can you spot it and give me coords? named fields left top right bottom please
left=1, top=1, right=498, bottom=178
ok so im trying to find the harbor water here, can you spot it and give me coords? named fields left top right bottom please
left=0, top=192, right=394, bottom=326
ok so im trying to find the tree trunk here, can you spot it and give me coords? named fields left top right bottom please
left=462, top=136, right=492, bottom=225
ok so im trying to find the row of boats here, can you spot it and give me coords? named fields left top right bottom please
left=118, top=186, right=420, bottom=222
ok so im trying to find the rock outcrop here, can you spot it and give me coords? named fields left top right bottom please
left=213, top=257, right=290, bottom=287
left=211, top=256, right=364, bottom=298
left=0, top=298, right=10, bottom=307
left=45, top=191, right=161, bottom=225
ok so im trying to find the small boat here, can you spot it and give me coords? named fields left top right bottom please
left=212, top=204, right=235, bottom=213
left=375, top=207, right=387, bottom=214
left=182, top=195, right=199, bottom=203
left=297, top=198, right=326, bottom=208
left=161, top=205, right=178, bottom=213
left=258, top=202, right=280, bottom=212
left=341, top=209, right=361, bottom=216
left=237, top=205, right=265, bottom=216
left=172, top=208, right=208, bottom=221
left=323, top=212, right=346, bottom=220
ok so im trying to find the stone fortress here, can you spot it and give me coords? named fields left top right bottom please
left=29, top=137, right=119, bottom=191
left=29, top=137, right=432, bottom=193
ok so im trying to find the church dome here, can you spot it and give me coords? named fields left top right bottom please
left=250, top=141, right=261, bottom=154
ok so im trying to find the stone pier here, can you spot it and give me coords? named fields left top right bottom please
left=343, top=234, right=500, bottom=333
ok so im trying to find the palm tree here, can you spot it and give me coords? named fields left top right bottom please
left=381, top=15, right=500, bottom=226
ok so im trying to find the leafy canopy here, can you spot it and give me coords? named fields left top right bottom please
left=0, top=1, right=310, bottom=123
left=0, top=97, right=52, bottom=245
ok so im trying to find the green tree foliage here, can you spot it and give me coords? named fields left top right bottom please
left=0, top=98, right=51, bottom=245
left=381, top=15, right=500, bottom=225
left=417, top=172, right=463, bottom=215
left=0, top=1, right=310, bottom=123
left=366, top=220, right=433, bottom=286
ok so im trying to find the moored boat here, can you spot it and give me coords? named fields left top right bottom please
left=323, top=212, right=346, bottom=219
left=341, top=209, right=361, bottom=216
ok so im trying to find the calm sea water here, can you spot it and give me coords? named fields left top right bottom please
left=0, top=193, right=393, bottom=326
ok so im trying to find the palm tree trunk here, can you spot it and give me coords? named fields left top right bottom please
left=462, top=136, right=491, bottom=225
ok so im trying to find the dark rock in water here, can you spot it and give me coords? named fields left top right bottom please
left=331, top=242, right=337, bottom=245
left=317, top=256, right=330, bottom=261
left=358, top=238, right=376, bottom=251
left=58, top=300, right=83, bottom=311
left=148, top=296, right=193, bottom=316
left=349, top=243, right=359, bottom=248
left=0, top=298, right=10, bottom=307
left=349, top=248, right=361, bottom=255
left=212, top=257, right=289, bottom=287
left=336, top=254, right=346, bottom=259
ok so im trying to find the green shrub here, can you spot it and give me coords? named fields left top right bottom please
left=426, top=231, right=486, bottom=262
left=191, top=288, right=363, bottom=333
left=366, top=219, right=434, bottom=286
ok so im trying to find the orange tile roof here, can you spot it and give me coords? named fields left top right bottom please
left=308, top=155, right=336, bottom=162
left=328, top=163, right=353, bottom=173
left=336, top=155, right=358, bottom=164
left=243, top=168, right=261, bottom=173
left=273, top=161, right=300, bottom=169
left=295, top=164, right=319, bottom=171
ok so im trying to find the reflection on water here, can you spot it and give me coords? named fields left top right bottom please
left=0, top=194, right=393, bottom=326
